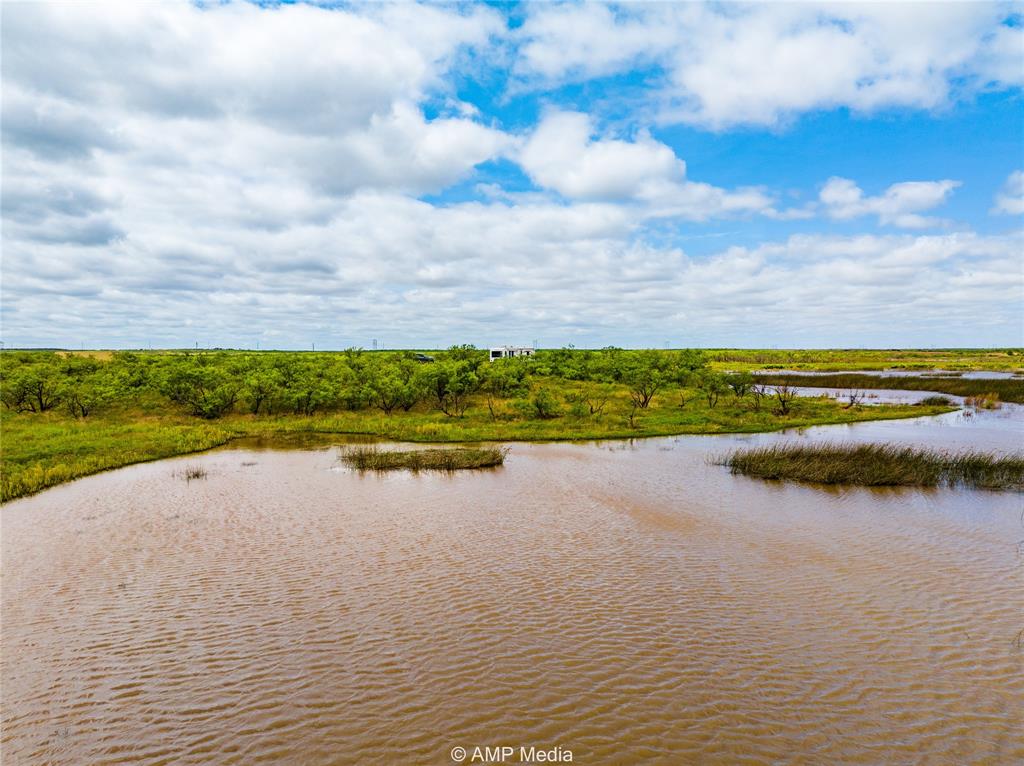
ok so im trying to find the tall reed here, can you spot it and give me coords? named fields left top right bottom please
left=720, top=443, right=1024, bottom=490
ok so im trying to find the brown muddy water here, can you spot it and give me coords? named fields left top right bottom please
left=2, top=407, right=1023, bottom=764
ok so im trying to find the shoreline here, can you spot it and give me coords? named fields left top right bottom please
left=1, top=404, right=956, bottom=503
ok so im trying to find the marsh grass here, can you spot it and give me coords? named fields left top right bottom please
left=720, top=443, right=1024, bottom=490
left=341, top=445, right=507, bottom=472
left=965, top=392, right=1001, bottom=410
left=180, top=465, right=208, bottom=481
left=918, top=395, right=954, bottom=406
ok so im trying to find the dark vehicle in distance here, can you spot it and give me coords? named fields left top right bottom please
left=414, top=353, right=435, bottom=363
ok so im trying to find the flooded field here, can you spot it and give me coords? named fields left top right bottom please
left=787, top=386, right=960, bottom=405
left=2, top=406, right=1022, bottom=764
left=756, top=369, right=1020, bottom=380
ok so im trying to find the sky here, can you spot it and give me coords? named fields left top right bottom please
left=1, top=1, right=1022, bottom=350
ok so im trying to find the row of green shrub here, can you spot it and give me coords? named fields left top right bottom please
left=1, top=347, right=795, bottom=421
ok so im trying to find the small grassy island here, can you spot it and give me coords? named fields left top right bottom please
left=341, top=446, right=507, bottom=472
left=722, top=443, right=1024, bottom=491
left=2, top=347, right=1019, bottom=501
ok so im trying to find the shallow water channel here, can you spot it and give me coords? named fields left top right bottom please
left=755, top=368, right=1020, bottom=380
left=2, top=402, right=1022, bottom=764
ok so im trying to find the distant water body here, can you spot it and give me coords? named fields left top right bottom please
left=757, top=368, right=1019, bottom=380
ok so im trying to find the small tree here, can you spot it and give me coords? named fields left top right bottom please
left=539, top=346, right=586, bottom=380
left=396, top=360, right=426, bottom=412
left=420, top=363, right=452, bottom=410
left=671, top=350, right=706, bottom=407
left=444, top=344, right=484, bottom=366
left=59, top=365, right=113, bottom=418
left=479, top=360, right=527, bottom=420
left=243, top=365, right=282, bottom=415
left=725, top=371, right=754, bottom=399
left=529, top=388, right=561, bottom=419
left=590, top=346, right=625, bottom=382
left=622, top=350, right=670, bottom=409
left=695, top=370, right=728, bottom=408
left=11, top=367, right=63, bottom=412
left=774, top=383, right=798, bottom=415
left=751, top=382, right=769, bottom=411
left=289, top=362, right=341, bottom=415
left=581, top=382, right=612, bottom=416
left=160, top=356, right=242, bottom=418
left=1, top=369, right=33, bottom=411
left=675, top=348, right=707, bottom=377
left=365, top=365, right=406, bottom=415
left=843, top=389, right=864, bottom=409
left=423, top=361, right=478, bottom=417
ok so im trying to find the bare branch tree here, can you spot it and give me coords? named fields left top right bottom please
left=773, top=383, right=798, bottom=415
left=843, top=389, right=863, bottom=409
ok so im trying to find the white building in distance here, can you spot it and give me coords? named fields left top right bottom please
left=489, top=346, right=535, bottom=362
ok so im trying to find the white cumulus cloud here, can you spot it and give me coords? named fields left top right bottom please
left=518, top=110, right=777, bottom=220
left=819, top=177, right=961, bottom=229
left=992, top=170, right=1024, bottom=215
left=516, top=3, right=1024, bottom=128
left=1, top=1, right=509, bottom=196
left=2, top=1, right=1021, bottom=349
left=519, top=110, right=685, bottom=200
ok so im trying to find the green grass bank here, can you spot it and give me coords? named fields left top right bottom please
left=1, top=387, right=953, bottom=502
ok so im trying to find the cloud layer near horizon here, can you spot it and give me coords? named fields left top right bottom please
left=2, top=1, right=1022, bottom=348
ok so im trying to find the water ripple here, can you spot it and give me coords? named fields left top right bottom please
left=2, top=438, right=1022, bottom=764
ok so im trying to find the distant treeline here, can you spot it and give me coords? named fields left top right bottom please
left=754, top=372, right=1024, bottom=404
left=3, top=348, right=968, bottom=503
left=1, top=347, right=741, bottom=420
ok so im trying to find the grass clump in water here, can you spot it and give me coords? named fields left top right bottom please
left=918, top=395, right=954, bottom=406
left=965, top=392, right=1001, bottom=409
left=341, top=446, right=507, bottom=472
left=720, top=443, right=1024, bottom=490
left=178, top=464, right=208, bottom=481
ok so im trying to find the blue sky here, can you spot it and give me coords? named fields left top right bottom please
left=2, top=1, right=1022, bottom=349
